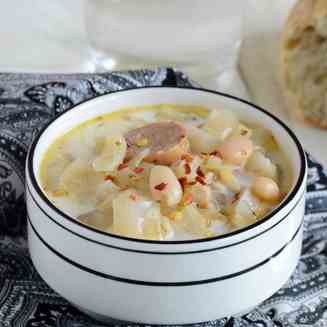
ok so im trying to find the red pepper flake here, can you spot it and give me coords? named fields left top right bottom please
left=183, top=193, right=193, bottom=205
left=232, top=188, right=244, bottom=204
left=133, top=167, right=144, bottom=174
left=196, top=176, right=206, bottom=185
left=129, top=193, right=138, bottom=201
left=210, top=150, right=223, bottom=159
left=181, top=153, right=193, bottom=162
left=154, top=182, right=168, bottom=191
left=200, top=153, right=209, bottom=160
left=178, top=177, right=188, bottom=191
left=105, top=175, right=115, bottom=182
left=196, top=167, right=205, bottom=178
left=184, top=163, right=191, bottom=175
left=234, top=192, right=241, bottom=201
left=118, top=163, right=128, bottom=171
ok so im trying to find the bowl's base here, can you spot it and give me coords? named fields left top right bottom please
left=74, top=303, right=256, bottom=326
left=75, top=305, right=135, bottom=325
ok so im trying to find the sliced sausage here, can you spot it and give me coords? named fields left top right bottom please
left=125, top=122, right=190, bottom=165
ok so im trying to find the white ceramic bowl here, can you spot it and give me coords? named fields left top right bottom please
left=26, top=87, right=307, bottom=325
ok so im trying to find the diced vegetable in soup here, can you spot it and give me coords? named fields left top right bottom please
left=40, top=105, right=293, bottom=241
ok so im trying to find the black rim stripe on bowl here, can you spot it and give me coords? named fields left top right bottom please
left=28, top=215, right=303, bottom=286
left=27, top=182, right=305, bottom=254
left=27, top=86, right=307, bottom=245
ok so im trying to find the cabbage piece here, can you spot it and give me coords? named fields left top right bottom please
left=203, top=110, right=239, bottom=140
left=161, top=217, right=174, bottom=239
left=59, top=160, right=103, bottom=204
left=251, top=128, right=279, bottom=152
left=231, top=124, right=252, bottom=138
left=225, top=190, right=257, bottom=229
left=43, top=152, right=72, bottom=192
left=92, top=134, right=127, bottom=172
left=96, top=180, right=121, bottom=216
left=143, top=205, right=163, bottom=240
left=113, top=162, right=153, bottom=195
left=246, top=151, right=278, bottom=180
left=50, top=194, right=95, bottom=217
left=128, top=148, right=151, bottom=169
left=218, top=167, right=241, bottom=193
left=199, top=208, right=228, bottom=223
left=112, top=190, right=171, bottom=240
left=180, top=204, right=209, bottom=237
left=188, top=184, right=212, bottom=209
left=78, top=210, right=112, bottom=230
left=203, top=156, right=223, bottom=173
left=62, top=130, right=95, bottom=161
left=112, top=189, right=152, bottom=238
left=94, top=118, right=134, bottom=140
left=186, top=126, right=221, bottom=154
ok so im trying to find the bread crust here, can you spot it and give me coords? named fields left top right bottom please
left=280, top=0, right=327, bottom=129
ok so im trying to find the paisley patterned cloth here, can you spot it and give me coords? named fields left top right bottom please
left=0, top=70, right=326, bottom=327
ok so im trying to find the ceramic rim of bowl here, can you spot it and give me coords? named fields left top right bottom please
left=27, top=86, right=307, bottom=245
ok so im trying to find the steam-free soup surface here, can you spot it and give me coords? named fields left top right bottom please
left=40, top=105, right=292, bottom=241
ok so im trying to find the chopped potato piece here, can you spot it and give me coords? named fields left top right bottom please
left=173, top=155, right=202, bottom=183
left=149, top=166, right=182, bottom=207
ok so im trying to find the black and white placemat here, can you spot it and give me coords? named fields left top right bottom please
left=0, top=69, right=326, bottom=327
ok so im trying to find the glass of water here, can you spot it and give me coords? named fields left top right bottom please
left=85, top=0, right=245, bottom=89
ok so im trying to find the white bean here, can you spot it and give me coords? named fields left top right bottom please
left=149, top=166, right=182, bottom=207
left=252, top=176, right=280, bottom=202
left=218, top=136, right=253, bottom=166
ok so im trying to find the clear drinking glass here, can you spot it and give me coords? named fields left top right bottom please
left=85, top=0, right=245, bottom=89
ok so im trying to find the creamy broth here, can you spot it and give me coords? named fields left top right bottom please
left=40, top=105, right=292, bottom=241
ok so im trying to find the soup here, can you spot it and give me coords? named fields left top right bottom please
left=40, top=105, right=292, bottom=241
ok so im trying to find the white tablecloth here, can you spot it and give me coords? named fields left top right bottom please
left=2, top=0, right=327, bottom=165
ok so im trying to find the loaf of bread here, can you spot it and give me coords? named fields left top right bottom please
left=281, top=0, right=327, bottom=128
